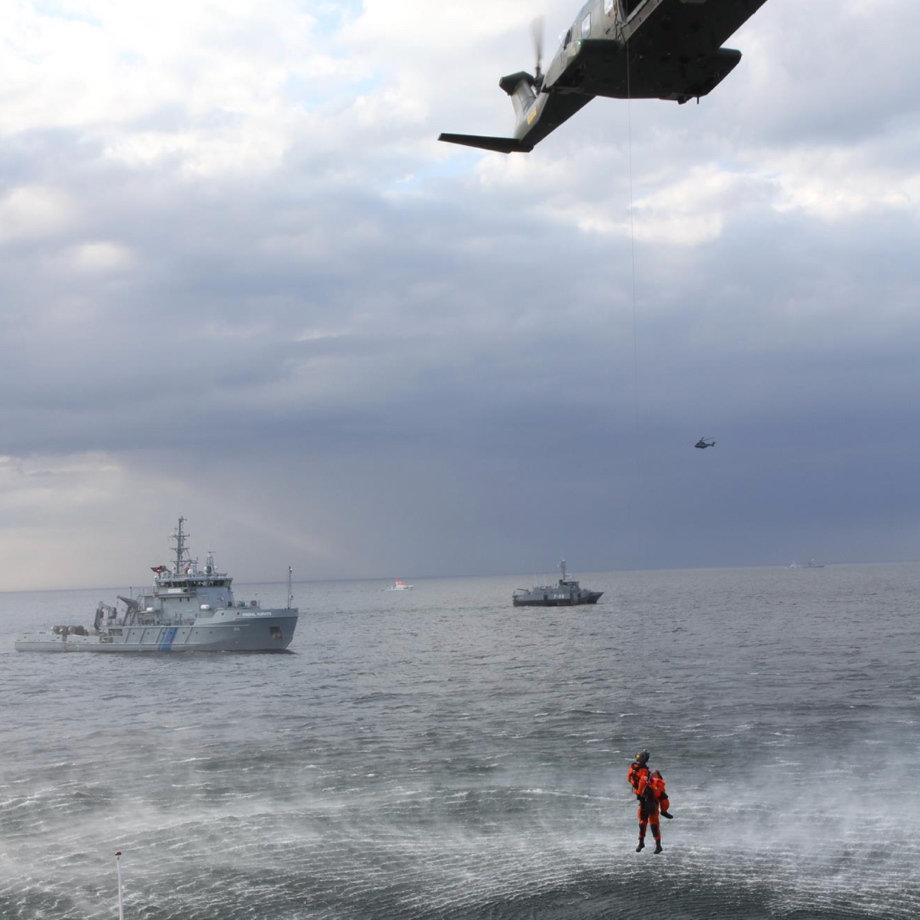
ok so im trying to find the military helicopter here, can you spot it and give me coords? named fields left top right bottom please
left=439, top=0, right=770, bottom=154
left=695, top=437, right=716, bottom=449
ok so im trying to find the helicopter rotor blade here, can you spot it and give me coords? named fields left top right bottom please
left=531, top=16, right=544, bottom=79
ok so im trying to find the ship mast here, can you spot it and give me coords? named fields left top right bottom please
left=171, top=516, right=189, bottom=575
left=560, top=559, right=567, bottom=582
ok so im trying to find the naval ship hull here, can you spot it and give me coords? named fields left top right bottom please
left=513, top=560, right=603, bottom=608
left=513, top=591, right=603, bottom=608
left=15, top=610, right=298, bottom=653
left=16, top=518, right=301, bottom=654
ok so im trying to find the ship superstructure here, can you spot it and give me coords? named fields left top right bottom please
left=15, top=518, right=298, bottom=652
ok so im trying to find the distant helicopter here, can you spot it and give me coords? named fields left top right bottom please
left=439, top=0, right=770, bottom=154
left=695, top=437, right=716, bottom=449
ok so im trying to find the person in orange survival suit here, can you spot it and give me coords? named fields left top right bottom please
left=633, top=761, right=674, bottom=853
left=627, top=750, right=653, bottom=851
left=627, top=749, right=650, bottom=799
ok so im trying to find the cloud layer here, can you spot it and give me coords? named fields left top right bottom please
left=1, top=0, right=919, bottom=590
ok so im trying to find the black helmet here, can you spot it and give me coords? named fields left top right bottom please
left=635, top=749, right=650, bottom=766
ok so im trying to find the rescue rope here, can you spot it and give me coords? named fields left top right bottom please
left=624, top=20, right=644, bottom=520
left=626, top=30, right=639, bottom=427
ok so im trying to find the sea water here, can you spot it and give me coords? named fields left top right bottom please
left=1, top=564, right=918, bottom=919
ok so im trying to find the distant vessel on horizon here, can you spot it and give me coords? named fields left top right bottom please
left=513, top=560, right=603, bottom=607
left=15, top=517, right=298, bottom=652
left=385, top=578, right=414, bottom=591
left=788, top=559, right=826, bottom=569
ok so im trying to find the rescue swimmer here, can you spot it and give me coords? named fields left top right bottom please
left=627, top=750, right=674, bottom=853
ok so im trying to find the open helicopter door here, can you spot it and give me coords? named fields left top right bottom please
left=620, top=0, right=652, bottom=19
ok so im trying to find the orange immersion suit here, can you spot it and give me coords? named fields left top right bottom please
left=634, top=770, right=670, bottom=848
left=627, top=761, right=649, bottom=797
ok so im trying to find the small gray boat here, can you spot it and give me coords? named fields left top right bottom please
left=513, top=560, right=603, bottom=607
left=15, top=517, right=298, bottom=653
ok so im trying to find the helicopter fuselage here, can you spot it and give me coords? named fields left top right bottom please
left=439, top=0, right=769, bottom=153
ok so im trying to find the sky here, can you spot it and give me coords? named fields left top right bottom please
left=1, top=0, right=919, bottom=591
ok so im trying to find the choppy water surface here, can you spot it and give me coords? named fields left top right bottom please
left=1, top=565, right=919, bottom=919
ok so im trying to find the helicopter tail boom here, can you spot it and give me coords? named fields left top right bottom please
left=438, top=133, right=533, bottom=154
left=438, top=69, right=541, bottom=155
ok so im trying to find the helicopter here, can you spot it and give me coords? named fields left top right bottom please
left=695, top=437, right=716, bottom=449
left=439, top=0, right=770, bottom=154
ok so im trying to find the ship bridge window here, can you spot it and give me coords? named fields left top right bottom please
left=604, top=0, right=614, bottom=15
left=581, top=14, right=591, bottom=38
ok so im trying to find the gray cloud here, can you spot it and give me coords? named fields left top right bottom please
left=1, top=0, right=920, bottom=589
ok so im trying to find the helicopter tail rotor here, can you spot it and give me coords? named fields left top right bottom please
left=531, top=16, right=545, bottom=88
left=436, top=16, right=546, bottom=156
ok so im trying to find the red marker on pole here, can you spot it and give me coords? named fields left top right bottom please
left=115, top=852, right=124, bottom=920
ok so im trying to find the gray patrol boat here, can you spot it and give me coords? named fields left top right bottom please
left=15, top=518, right=298, bottom=653
left=512, top=560, right=603, bottom=607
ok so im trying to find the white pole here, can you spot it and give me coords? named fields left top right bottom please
left=115, top=851, right=124, bottom=920
left=287, top=566, right=293, bottom=609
